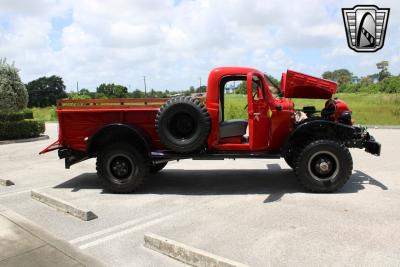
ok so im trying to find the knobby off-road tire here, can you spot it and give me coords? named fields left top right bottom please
left=284, top=154, right=295, bottom=169
left=284, top=141, right=308, bottom=169
left=294, top=139, right=353, bottom=193
left=155, top=96, right=211, bottom=153
left=97, top=143, right=149, bottom=193
left=149, top=162, right=168, bottom=173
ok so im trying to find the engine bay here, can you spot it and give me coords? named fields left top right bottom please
left=295, top=98, right=353, bottom=126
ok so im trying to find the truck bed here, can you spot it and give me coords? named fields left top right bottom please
left=56, top=98, right=168, bottom=152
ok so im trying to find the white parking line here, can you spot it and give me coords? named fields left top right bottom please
left=70, top=209, right=175, bottom=244
left=0, top=186, right=52, bottom=198
left=78, top=211, right=183, bottom=250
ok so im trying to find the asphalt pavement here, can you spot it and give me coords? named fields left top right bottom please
left=0, top=123, right=399, bottom=266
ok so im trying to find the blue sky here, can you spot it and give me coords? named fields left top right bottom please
left=49, top=9, right=73, bottom=51
left=0, top=0, right=399, bottom=91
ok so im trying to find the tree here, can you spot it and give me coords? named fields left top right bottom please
left=131, top=89, right=144, bottom=98
left=376, top=60, right=391, bottom=81
left=360, top=76, right=374, bottom=87
left=26, top=75, right=67, bottom=107
left=235, top=81, right=247, bottom=94
left=266, top=74, right=281, bottom=88
left=96, top=83, right=128, bottom=98
left=322, top=71, right=334, bottom=81
left=0, top=58, right=28, bottom=111
left=380, top=76, right=400, bottom=93
left=195, top=85, right=207, bottom=93
left=79, top=88, right=91, bottom=95
left=68, top=92, right=91, bottom=100
left=322, top=69, right=352, bottom=86
left=335, top=69, right=352, bottom=86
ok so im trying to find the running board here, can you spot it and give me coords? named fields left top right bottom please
left=151, top=150, right=281, bottom=161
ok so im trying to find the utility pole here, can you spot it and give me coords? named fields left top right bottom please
left=76, top=81, right=79, bottom=93
left=143, top=76, right=147, bottom=97
left=199, top=77, right=202, bottom=90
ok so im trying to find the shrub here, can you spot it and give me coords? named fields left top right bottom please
left=67, top=92, right=92, bottom=100
left=22, top=109, right=34, bottom=119
left=0, top=109, right=34, bottom=121
left=0, top=120, right=45, bottom=140
left=379, top=76, right=400, bottom=93
left=0, top=111, right=25, bottom=121
left=0, top=58, right=28, bottom=111
left=359, top=83, right=380, bottom=93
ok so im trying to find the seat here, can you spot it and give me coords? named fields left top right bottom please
left=219, top=119, right=248, bottom=138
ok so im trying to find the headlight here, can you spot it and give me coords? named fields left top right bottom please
left=338, top=111, right=352, bottom=125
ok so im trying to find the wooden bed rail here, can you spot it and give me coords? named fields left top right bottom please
left=56, top=98, right=169, bottom=109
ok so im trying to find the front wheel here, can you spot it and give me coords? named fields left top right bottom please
left=295, top=140, right=353, bottom=193
left=149, top=162, right=168, bottom=173
left=284, top=152, right=295, bottom=169
left=97, top=143, right=149, bottom=193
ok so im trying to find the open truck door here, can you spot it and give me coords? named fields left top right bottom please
left=246, top=72, right=270, bottom=151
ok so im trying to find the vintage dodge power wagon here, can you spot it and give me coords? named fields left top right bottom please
left=41, top=67, right=381, bottom=193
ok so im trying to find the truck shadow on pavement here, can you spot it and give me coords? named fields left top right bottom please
left=54, top=166, right=387, bottom=203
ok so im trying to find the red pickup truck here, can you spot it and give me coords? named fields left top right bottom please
left=41, top=67, right=380, bottom=193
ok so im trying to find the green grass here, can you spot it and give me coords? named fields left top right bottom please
left=31, top=93, right=400, bottom=125
left=32, top=106, right=57, bottom=121
left=224, top=93, right=400, bottom=125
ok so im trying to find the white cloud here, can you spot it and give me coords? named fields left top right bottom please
left=0, top=0, right=399, bottom=91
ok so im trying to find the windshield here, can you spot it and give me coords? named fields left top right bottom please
left=264, top=74, right=282, bottom=98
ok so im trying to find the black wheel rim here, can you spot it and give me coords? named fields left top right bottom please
left=168, top=112, right=197, bottom=139
left=308, top=151, right=339, bottom=182
left=108, top=154, right=134, bottom=184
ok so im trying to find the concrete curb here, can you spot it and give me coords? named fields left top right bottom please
left=0, top=206, right=104, bottom=266
left=144, top=233, right=249, bottom=267
left=0, top=179, right=14, bottom=186
left=31, top=190, right=98, bottom=221
left=0, top=135, right=49, bottom=145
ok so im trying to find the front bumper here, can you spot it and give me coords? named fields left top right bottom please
left=364, top=137, right=381, bottom=156
left=348, top=126, right=381, bottom=156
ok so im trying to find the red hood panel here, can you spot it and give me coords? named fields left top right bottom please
left=281, top=70, right=337, bottom=99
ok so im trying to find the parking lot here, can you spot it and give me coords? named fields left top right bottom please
left=1, top=123, right=400, bottom=266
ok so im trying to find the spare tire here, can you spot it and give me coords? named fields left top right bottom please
left=155, top=96, right=211, bottom=153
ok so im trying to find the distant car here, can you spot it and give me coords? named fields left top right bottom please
left=41, top=67, right=380, bottom=193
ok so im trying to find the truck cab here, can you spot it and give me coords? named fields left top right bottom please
left=205, top=67, right=292, bottom=152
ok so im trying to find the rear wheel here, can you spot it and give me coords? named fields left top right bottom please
left=295, top=139, right=352, bottom=193
left=97, top=143, right=149, bottom=193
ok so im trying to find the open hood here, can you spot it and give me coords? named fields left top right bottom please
left=280, top=70, right=337, bottom=99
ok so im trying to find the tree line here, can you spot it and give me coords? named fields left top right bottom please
left=26, top=76, right=207, bottom=107
left=322, top=61, right=400, bottom=93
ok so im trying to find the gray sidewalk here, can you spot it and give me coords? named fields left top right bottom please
left=0, top=205, right=104, bottom=267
